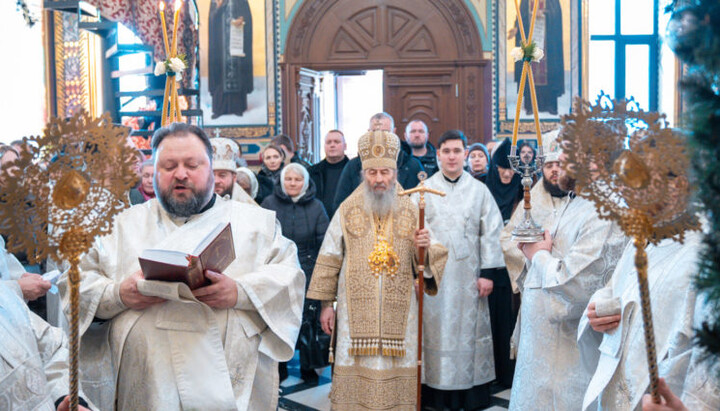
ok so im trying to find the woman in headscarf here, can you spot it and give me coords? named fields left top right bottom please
left=483, top=138, right=524, bottom=388
left=260, top=163, right=330, bottom=384
left=467, top=143, right=490, bottom=182
left=235, top=167, right=259, bottom=200
left=486, top=138, right=524, bottom=223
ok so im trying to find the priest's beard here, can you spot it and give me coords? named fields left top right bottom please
left=543, top=177, right=568, bottom=198
left=558, top=173, right=576, bottom=193
left=363, top=180, right=397, bottom=217
left=156, top=174, right=214, bottom=218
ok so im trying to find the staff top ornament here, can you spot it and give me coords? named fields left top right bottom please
left=0, top=110, right=139, bottom=264
left=559, top=95, right=700, bottom=244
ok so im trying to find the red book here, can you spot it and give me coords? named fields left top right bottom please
left=138, top=223, right=235, bottom=290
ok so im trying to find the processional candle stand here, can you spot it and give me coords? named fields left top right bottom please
left=559, top=95, right=700, bottom=403
left=508, top=0, right=547, bottom=242
left=397, top=172, right=445, bottom=411
left=0, top=111, right=138, bottom=411
left=157, top=0, right=185, bottom=126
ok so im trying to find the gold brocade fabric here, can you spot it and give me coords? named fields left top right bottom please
left=330, top=365, right=416, bottom=410
left=339, top=185, right=418, bottom=357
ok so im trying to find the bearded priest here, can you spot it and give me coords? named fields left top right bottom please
left=307, top=130, right=447, bottom=410
left=60, top=123, right=305, bottom=410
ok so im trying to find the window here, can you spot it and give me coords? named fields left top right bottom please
left=588, top=0, right=659, bottom=111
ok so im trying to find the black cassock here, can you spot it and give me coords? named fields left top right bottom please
left=514, top=0, right=565, bottom=115
left=209, top=0, right=253, bottom=119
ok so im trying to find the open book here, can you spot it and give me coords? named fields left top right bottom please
left=138, top=222, right=235, bottom=290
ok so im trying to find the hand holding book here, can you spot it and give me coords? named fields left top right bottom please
left=191, top=269, right=239, bottom=309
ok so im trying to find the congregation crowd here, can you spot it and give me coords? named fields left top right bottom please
left=0, top=111, right=717, bottom=411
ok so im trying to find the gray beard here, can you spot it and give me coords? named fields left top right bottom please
left=363, top=181, right=397, bottom=216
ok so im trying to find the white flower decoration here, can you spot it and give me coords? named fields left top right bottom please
left=531, top=47, right=544, bottom=62
left=168, top=57, right=186, bottom=73
left=510, top=47, right=524, bottom=62
left=154, top=61, right=166, bottom=76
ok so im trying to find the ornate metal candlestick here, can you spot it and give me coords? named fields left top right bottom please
left=508, top=146, right=545, bottom=242
left=507, top=0, right=547, bottom=243
left=0, top=111, right=138, bottom=410
left=559, top=96, right=700, bottom=403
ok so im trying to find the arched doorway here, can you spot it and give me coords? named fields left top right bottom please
left=282, top=0, right=490, bottom=159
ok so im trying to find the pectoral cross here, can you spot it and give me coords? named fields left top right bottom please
left=397, top=171, right=445, bottom=411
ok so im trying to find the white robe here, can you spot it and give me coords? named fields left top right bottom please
left=419, top=171, right=505, bottom=389
left=679, top=295, right=720, bottom=410
left=578, top=230, right=703, bottom=410
left=509, top=196, right=627, bottom=411
left=59, top=195, right=304, bottom=411
left=501, top=178, right=571, bottom=293
left=229, top=182, right=257, bottom=205
left=0, top=283, right=83, bottom=410
left=0, top=236, right=26, bottom=289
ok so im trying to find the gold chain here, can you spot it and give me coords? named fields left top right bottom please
left=367, top=213, right=400, bottom=277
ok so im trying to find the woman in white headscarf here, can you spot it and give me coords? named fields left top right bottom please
left=260, top=163, right=330, bottom=383
left=236, top=167, right=259, bottom=199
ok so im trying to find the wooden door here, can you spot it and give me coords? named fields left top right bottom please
left=284, top=67, right=322, bottom=163
left=384, top=67, right=458, bottom=145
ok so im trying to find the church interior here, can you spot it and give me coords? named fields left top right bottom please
left=2, top=0, right=720, bottom=410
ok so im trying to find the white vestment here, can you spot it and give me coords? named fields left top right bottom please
left=509, top=196, right=627, bottom=411
left=229, top=182, right=257, bottom=205
left=0, top=236, right=26, bottom=288
left=501, top=179, right=571, bottom=292
left=578, top=230, right=703, bottom=410
left=59, top=195, right=304, bottom=411
left=679, top=295, right=720, bottom=410
left=419, top=171, right=505, bottom=389
left=0, top=283, right=82, bottom=410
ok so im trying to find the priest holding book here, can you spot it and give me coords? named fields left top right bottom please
left=59, top=123, right=305, bottom=411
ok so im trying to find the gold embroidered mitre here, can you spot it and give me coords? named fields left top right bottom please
left=358, top=130, right=400, bottom=170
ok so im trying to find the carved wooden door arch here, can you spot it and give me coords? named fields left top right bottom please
left=282, top=0, right=491, bottom=155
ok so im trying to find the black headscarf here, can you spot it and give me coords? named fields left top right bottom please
left=486, top=138, right=523, bottom=222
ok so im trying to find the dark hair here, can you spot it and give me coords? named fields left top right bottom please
left=327, top=129, right=344, bottom=137
left=151, top=122, right=212, bottom=160
left=369, top=112, right=395, bottom=130
left=437, top=130, right=467, bottom=149
left=271, top=134, right=294, bottom=152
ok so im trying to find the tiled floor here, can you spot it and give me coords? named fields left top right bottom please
left=278, top=352, right=510, bottom=410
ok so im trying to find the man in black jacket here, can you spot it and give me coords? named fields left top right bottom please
left=332, top=112, right=424, bottom=212
left=404, top=119, right=439, bottom=177
left=309, top=130, right=348, bottom=219
left=271, top=134, right=312, bottom=168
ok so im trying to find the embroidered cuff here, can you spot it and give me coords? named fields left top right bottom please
left=96, top=282, right=127, bottom=319
left=234, top=282, right=252, bottom=310
left=531, top=250, right=554, bottom=288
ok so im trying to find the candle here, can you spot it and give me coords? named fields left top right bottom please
left=513, top=0, right=527, bottom=45
left=158, top=1, right=170, bottom=57
left=511, top=62, right=529, bottom=147
left=527, top=68, right=543, bottom=147
left=527, top=0, right=540, bottom=44
left=170, top=0, right=182, bottom=57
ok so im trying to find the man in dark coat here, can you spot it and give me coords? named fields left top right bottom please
left=404, top=119, right=439, bottom=177
left=309, top=130, right=348, bottom=219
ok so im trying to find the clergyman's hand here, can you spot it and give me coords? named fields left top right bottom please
left=414, top=228, right=431, bottom=249
left=18, top=273, right=51, bottom=301
left=320, top=306, right=335, bottom=335
left=192, top=270, right=238, bottom=309
left=641, top=378, right=688, bottom=411
left=476, top=278, right=494, bottom=297
left=119, top=270, right=166, bottom=310
left=56, top=395, right=91, bottom=411
left=518, top=229, right=552, bottom=260
left=587, top=302, right=621, bottom=333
